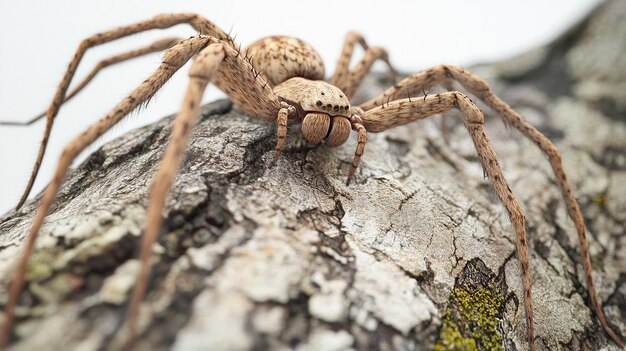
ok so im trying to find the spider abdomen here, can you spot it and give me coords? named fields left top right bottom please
left=246, top=36, right=325, bottom=86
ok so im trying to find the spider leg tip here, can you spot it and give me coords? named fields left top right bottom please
left=269, top=155, right=279, bottom=168
left=14, top=201, right=25, bottom=211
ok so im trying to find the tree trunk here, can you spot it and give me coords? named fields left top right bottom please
left=1, top=2, right=624, bottom=350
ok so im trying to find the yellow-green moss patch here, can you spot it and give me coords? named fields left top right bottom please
left=435, top=283, right=503, bottom=351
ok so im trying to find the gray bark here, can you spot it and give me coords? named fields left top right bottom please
left=1, top=1, right=625, bottom=350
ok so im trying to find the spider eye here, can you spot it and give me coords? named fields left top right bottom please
left=345, top=105, right=349, bottom=110
left=334, top=105, right=339, bottom=112
left=316, top=100, right=322, bottom=106
left=326, top=104, right=332, bottom=108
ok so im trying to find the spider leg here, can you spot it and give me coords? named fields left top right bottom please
left=0, top=37, right=182, bottom=127
left=209, top=45, right=282, bottom=121
left=346, top=108, right=367, bottom=185
left=361, top=65, right=625, bottom=348
left=0, top=36, right=213, bottom=350
left=123, top=39, right=285, bottom=346
left=331, top=32, right=395, bottom=98
left=331, top=32, right=368, bottom=84
left=14, top=13, right=234, bottom=210
left=361, top=92, right=536, bottom=350
left=270, top=105, right=291, bottom=166
left=339, top=47, right=394, bottom=99
left=125, top=42, right=228, bottom=348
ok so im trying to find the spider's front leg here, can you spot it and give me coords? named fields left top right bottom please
left=270, top=102, right=296, bottom=165
left=125, top=42, right=227, bottom=348
left=360, top=92, right=537, bottom=351
left=126, top=40, right=291, bottom=347
left=346, top=107, right=368, bottom=185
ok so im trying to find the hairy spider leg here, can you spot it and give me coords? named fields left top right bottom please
left=0, top=36, right=213, bottom=350
left=346, top=107, right=368, bottom=185
left=125, top=39, right=290, bottom=347
left=270, top=105, right=293, bottom=166
left=14, top=13, right=234, bottom=210
left=361, top=92, right=536, bottom=350
left=125, top=43, right=226, bottom=348
left=361, top=64, right=624, bottom=349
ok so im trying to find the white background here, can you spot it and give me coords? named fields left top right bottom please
left=0, top=0, right=602, bottom=213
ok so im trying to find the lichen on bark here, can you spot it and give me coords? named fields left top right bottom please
left=435, top=260, right=506, bottom=351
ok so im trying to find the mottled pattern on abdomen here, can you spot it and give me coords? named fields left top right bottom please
left=246, top=36, right=325, bottom=86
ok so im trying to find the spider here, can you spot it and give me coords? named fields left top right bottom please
left=0, top=13, right=623, bottom=351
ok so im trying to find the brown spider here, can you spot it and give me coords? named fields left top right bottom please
left=0, top=13, right=623, bottom=351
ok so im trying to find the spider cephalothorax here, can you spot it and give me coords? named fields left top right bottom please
left=274, top=77, right=352, bottom=146
left=0, top=13, right=623, bottom=351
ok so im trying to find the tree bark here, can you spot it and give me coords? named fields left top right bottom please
left=1, top=2, right=625, bottom=350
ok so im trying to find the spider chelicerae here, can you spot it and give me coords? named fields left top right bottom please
left=0, top=13, right=623, bottom=351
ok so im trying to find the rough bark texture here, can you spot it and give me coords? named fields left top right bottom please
left=1, top=2, right=625, bottom=350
